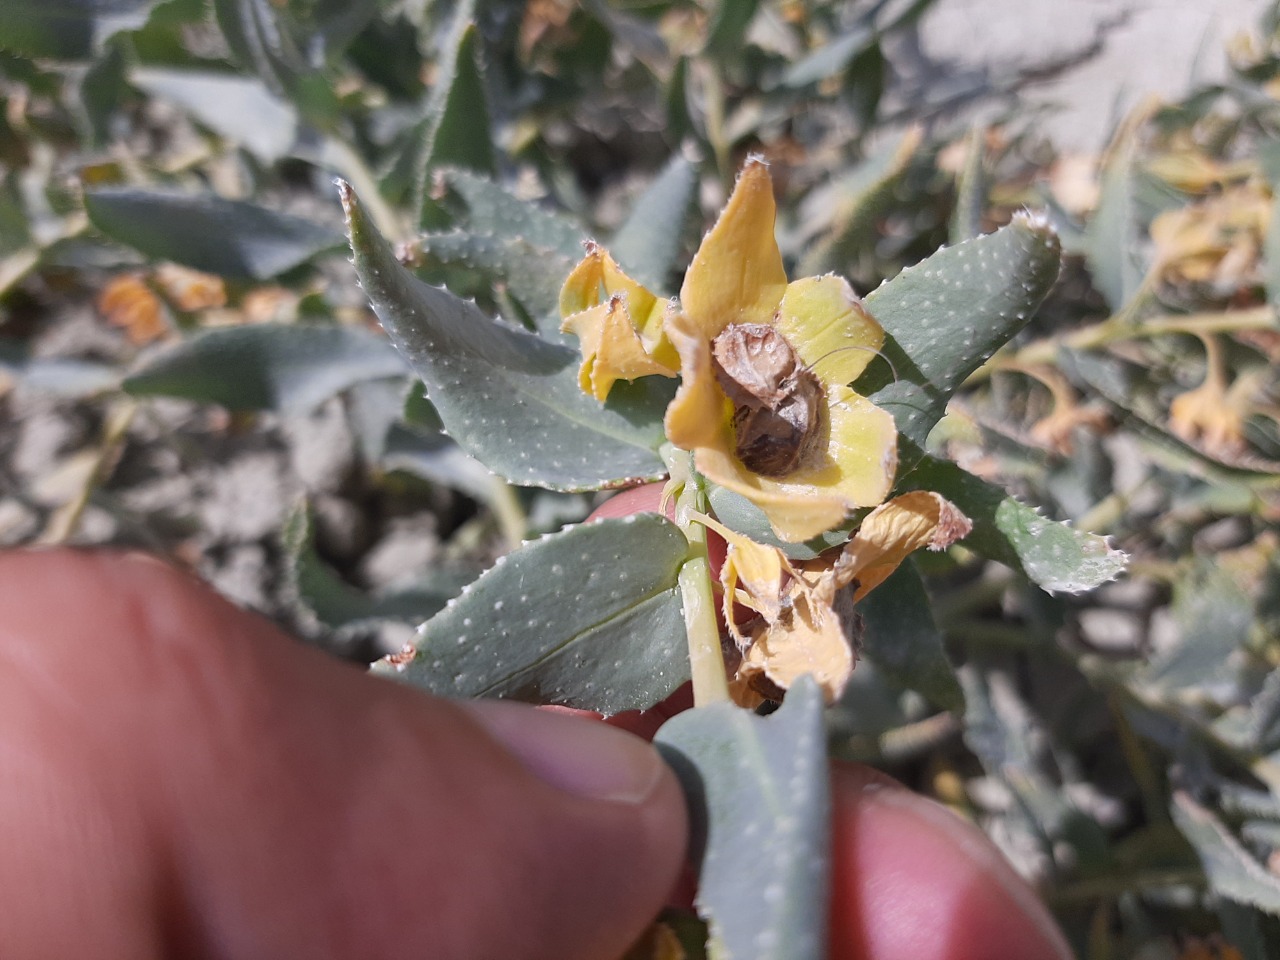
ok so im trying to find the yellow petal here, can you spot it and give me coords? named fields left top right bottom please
left=775, top=275, right=883, bottom=386
left=663, top=308, right=736, bottom=451
left=665, top=311, right=898, bottom=541
left=559, top=242, right=672, bottom=347
left=737, top=583, right=856, bottom=705
left=697, top=512, right=857, bottom=705
left=562, top=296, right=676, bottom=401
left=679, top=157, right=787, bottom=340
left=691, top=385, right=898, bottom=542
left=694, top=511, right=790, bottom=646
left=837, top=491, right=972, bottom=600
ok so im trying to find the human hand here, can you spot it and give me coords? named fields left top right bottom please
left=0, top=546, right=1069, bottom=959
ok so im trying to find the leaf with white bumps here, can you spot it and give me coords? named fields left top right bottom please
left=86, top=188, right=343, bottom=280
left=902, top=456, right=1126, bottom=593
left=381, top=515, right=691, bottom=714
left=858, top=561, right=964, bottom=712
left=342, top=181, right=670, bottom=491
left=1172, top=790, right=1280, bottom=915
left=408, top=230, right=575, bottom=340
left=655, top=677, right=830, bottom=960
left=441, top=169, right=585, bottom=259
left=123, top=323, right=407, bottom=414
left=859, top=212, right=1062, bottom=463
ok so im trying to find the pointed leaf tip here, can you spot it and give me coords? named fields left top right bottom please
left=342, top=182, right=668, bottom=490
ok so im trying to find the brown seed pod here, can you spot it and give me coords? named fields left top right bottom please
left=710, top=322, right=824, bottom=477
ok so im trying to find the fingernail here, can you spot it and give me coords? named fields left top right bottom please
left=460, top=698, right=666, bottom=805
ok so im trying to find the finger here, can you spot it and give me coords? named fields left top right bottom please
left=829, top=763, right=1071, bottom=960
left=0, top=549, right=687, bottom=960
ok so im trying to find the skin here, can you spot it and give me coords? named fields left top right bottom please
left=0, top=490, right=1071, bottom=959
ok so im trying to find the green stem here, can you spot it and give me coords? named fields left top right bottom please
left=674, top=462, right=731, bottom=707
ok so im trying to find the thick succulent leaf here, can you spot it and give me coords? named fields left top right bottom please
left=1265, top=145, right=1280, bottom=311
left=797, top=129, right=920, bottom=277
left=213, top=0, right=309, bottom=95
left=0, top=0, right=155, bottom=58
left=404, top=17, right=495, bottom=220
left=0, top=342, right=119, bottom=397
left=857, top=561, right=964, bottom=712
left=1085, top=138, right=1146, bottom=311
left=610, top=153, right=698, bottom=294
left=859, top=212, right=1062, bottom=461
left=441, top=169, right=585, bottom=259
left=902, top=456, right=1126, bottom=593
left=383, top=516, right=691, bottom=715
left=85, top=188, right=343, bottom=280
left=342, top=182, right=669, bottom=491
left=282, top=501, right=461, bottom=633
left=703, top=0, right=760, bottom=59
left=382, top=424, right=513, bottom=512
left=129, top=68, right=299, bottom=162
left=655, top=676, right=830, bottom=960
left=124, top=324, right=406, bottom=414
left=1247, top=670, right=1280, bottom=754
left=962, top=664, right=1111, bottom=868
left=949, top=126, right=987, bottom=244
left=1141, top=559, right=1253, bottom=695
left=1172, top=790, right=1280, bottom=915
left=214, top=0, right=374, bottom=90
left=781, top=19, right=874, bottom=88
left=408, top=230, right=575, bottom=339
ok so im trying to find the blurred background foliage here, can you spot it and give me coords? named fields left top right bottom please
left=3, top=0, right=1280, bottom=956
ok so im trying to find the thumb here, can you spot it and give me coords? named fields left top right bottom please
left=0, top=550, right=687, bottom=960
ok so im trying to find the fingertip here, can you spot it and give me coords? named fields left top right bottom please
left=589, top=483, right=671, bottom=522
left=829, top=763, right=1071, bottom=960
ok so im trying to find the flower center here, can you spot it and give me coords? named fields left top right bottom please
left=710, top=322, right=824, bottom=478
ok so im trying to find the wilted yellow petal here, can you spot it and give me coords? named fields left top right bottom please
left=737, top=588, right=855, bottom=705
left=663, top=308, right=736, bottom=451
left=693, top=511, right=789, bottom=646
left=154, top=263, right=227, bottom=312
left=837, top=491, right=972, bottom=600
left=697, top=512, right=857, bottom=705
left=775, top=275, right=884, bottom=386
left=679, top=157, right=787, bottom=340
left=98, top=273, right=169, bottom=345
left=559, top=242, right=678, bottom=387
left=562, top=296, right=676, bottom=401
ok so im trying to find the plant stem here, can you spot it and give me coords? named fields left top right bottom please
left=674, top=461, right=731, bottom=707
left=969, top=305, right=1275, bottom=384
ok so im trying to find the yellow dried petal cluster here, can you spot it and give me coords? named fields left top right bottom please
left=699, top=491, right=972, bottom=706
left=559, top=159, right=899, bottom=541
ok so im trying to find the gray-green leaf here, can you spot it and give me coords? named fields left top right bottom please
left=1173, top=790, right=1280, bottom=915
left=129, top=68, right=300, bottom=162
left=341, top=181, right=669, bottom=492
left=859, top=561, right=964, bottom=712
left=655, top=676, right=830, bottom=960
left=901, top=456, right=1126, bottom=593
left=610, top=153, right=698, bottom=295
left=0, top=0, right=155, bottom=58
left=859, top=212, right=1062, bottom=461
left=85, top=188, right=343, bottom=280
left=124, top=323, right=406, bottom=414
left=442, top=169, right=585, bottom=259
left=383, top=515, right=691, bottom=715
left=1085, top=136, right=1147, bottom=312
